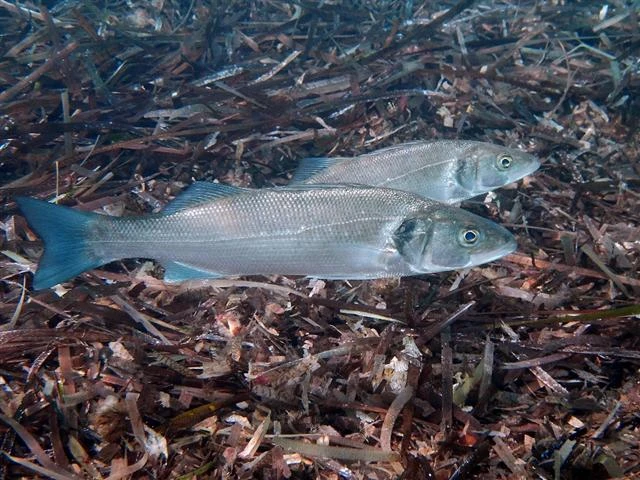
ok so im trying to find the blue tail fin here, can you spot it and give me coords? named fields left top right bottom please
left=15, top=197, right=103, bottom=290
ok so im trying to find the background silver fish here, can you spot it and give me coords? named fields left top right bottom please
left=292, top=140, right=540, bottom=204
left=17, top=183, right=516, bottom=290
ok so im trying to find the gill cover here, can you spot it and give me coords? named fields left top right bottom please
left=392, top=216, right=433, bottom=266
left=454, top=158, right=478, bottom=192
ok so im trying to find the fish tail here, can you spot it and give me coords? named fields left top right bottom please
left=15, top=196, right=104, bottom=290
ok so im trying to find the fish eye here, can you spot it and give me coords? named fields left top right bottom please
left=459, top=228, right=480, bottom=246
left=496, top=154, right=513, bottom=170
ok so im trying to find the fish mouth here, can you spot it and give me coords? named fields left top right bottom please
left=519, top=158, right=542, bottom=177
left=482, top=166, right=538, bottom=189
left=505, top=157, right=541, bottom=183
left=469, top=238, right=517, bottom=265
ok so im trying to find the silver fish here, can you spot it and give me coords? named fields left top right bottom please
left=292, top=140, right=540, bottom=204
left=16, top=183, right=516, bottom=290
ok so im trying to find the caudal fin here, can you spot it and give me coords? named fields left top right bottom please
left=15, top=197, right=103, bottom=290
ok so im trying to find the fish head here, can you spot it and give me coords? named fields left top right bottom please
left=393, top=208, right=517, bottom=272
left=455, top=143, right=540, bottom=194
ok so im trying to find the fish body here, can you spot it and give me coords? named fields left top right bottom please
left=16, top=183, right=516, bottom=290
left=293, top=140, right=540, bottom=204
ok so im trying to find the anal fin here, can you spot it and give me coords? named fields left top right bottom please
left=163, top=261, right=224, bottom=282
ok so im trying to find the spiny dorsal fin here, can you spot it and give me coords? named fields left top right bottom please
left=163, top=182, right=247, bottom=215
left=290, top=157, right=344, bottom=183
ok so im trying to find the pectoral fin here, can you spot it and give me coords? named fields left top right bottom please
left=304, top=244, right=405, bottom=280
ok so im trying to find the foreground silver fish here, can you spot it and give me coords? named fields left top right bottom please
left=293, top=140, right=540, bottom=204
left=17, top=183, right=516, bottom=290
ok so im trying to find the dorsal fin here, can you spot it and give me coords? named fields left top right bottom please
left=290, top=157, right=344, bottom=183
left=163, top=182, right=246, bottom=215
